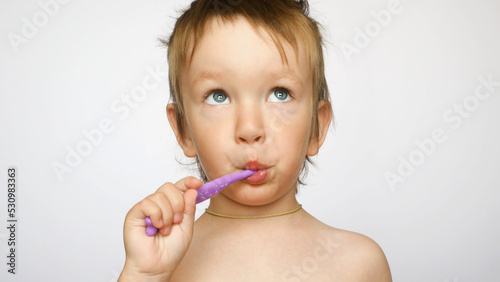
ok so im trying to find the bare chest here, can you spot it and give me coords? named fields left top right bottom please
left=170, top=234, right=346, bottom=281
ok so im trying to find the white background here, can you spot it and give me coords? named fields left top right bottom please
left=1, top=0, right=499, bottom=281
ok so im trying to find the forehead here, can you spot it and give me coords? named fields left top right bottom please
left=182, top=16, right=311, bottom=85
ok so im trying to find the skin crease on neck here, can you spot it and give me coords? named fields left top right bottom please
left=167, top=16, right=391, bottom=281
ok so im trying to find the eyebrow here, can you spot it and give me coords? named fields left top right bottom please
left=192, top=69, right=304, bottom=88
left=192, top=70, right=223, bottom=88
left=269, top=70, right=304, bottom=88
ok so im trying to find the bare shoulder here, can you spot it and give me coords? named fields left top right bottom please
left=315, top=224, right=392, bottom=281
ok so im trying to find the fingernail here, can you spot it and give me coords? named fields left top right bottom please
left=162, top=225, right=172, bottom=235
left=173, top=213, right=183, bottom=224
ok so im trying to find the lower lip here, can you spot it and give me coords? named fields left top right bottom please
left=244, top=169, right=268, bottom=185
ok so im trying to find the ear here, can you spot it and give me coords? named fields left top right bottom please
left=166, top=104, right=197, bottom=158
left=306, top=100, right=332, bottom=156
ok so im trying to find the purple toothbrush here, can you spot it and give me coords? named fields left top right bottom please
left=195, top=169, right=256, bottom=204
left=145, top=169, right=256, bottom=236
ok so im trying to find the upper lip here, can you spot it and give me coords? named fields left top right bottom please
left=243, top=161, right=268, bottom=171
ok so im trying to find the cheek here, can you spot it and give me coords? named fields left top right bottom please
left=197, top=135, right=230, bottom=178
left=267, top=104, right=312, bottom=143
left=185, top=105, right=232, bottom=168
left=266, top=105, right=312, bottom=172
left=185, top=102, right=231, bottom=136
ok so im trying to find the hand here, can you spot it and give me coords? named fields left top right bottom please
left=119, top=177, right=203, bottom=281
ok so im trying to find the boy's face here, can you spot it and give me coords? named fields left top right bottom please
left=168, top=16, right=328, bottom=206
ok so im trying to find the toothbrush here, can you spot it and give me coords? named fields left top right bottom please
left=145, top=169, right=256, bottom=236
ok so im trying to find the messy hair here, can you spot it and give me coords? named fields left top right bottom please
left=161, top=0, right=333, bottom=185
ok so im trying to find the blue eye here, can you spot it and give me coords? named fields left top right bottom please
left=205, top=91, right=229, bottom=105
left=268, top=87, right=291, bottom=102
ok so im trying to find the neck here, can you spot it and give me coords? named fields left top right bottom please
left=197, top=203, right=307, bottom=233
left=206, top=186, right=300, bottom=218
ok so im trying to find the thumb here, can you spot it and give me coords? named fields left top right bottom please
left=179, top=188, right=198, bottom=236
left=176, top=176, right=201, bottom=223
left=174, top=176, right=202, bottom=220
left=184, top=188, right=198, bottom=218
left=174, top=176, right=203, bottom=192
left=174, top=176, right=202, bottom=235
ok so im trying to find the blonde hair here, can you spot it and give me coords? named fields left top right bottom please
left=161, top=0, right=333, bottom=184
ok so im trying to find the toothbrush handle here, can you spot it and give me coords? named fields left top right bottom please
left=195, top=170, right=256, bottom=204
left=145, top=216, right=157, bottom=236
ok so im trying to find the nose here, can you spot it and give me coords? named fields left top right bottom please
left=235, top=102, right=265, bottom=145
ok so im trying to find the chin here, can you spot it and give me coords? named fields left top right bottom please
left=226, top=184, right=288, bottom=206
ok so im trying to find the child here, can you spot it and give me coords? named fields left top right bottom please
left=119, top=0, right=391, bottom=280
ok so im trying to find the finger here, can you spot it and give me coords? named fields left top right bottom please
left=178, top=188, right=198, bottom=236
left=156, top=184, right=185, bottom=224
left=144, top=197, right=169, bottom=230
left=126, top=197, right=163, bottom=231
left=147, top=192, right=174, bottom=235
left=174, top=176, right=203, bottom=192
